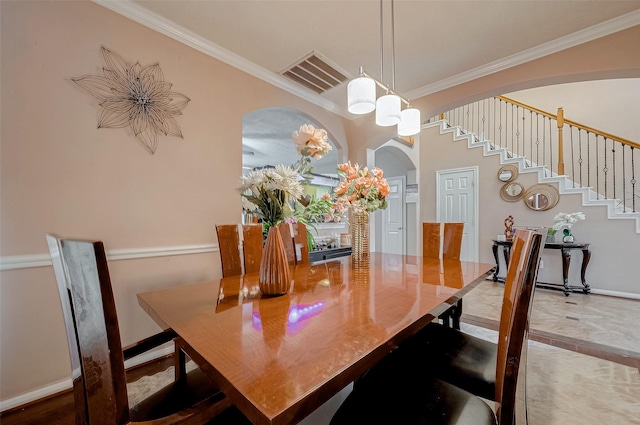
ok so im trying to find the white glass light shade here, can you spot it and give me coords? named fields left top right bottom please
left=347, top=77, right=376, bottom=114
left=397, top=107, right=421, bottom=136
left=375, top=94, right=401, bottom=126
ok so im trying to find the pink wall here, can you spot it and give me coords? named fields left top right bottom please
left=0, top=0, right=348, bottom=403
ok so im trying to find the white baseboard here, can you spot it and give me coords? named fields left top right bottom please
left=0, top=346, right=173, bottom=412
left=590, top=288, right=640, bottom=300
left=0, top=378, right=72, bottom=412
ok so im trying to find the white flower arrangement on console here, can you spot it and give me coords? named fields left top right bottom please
left=549, top=211, right=586, bottom=243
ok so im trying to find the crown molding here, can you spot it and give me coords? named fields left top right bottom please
left=92, top=0, right=349, bottom=117
left=406, top=9, right=640, bottom=100
left=94, top=1, right=639, bottom=116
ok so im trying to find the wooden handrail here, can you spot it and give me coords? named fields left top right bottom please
left=497, top=95, right=640, bottom=150
left=557, top=107, right=565, bottom=176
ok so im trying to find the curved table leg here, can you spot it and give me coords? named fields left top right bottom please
left=581, top=248, right=592, bottom=294
left=560, top=247, right=572, bottom=296
left=504, top=246, right=511, bottom=268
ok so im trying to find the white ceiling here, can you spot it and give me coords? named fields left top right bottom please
left=100, top=0, right=640, bottom=173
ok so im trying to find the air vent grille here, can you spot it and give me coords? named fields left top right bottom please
left=281, top=52, right=348, bottom=94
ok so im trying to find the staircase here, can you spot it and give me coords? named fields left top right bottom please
left=428, top=97, right=640, bottom=234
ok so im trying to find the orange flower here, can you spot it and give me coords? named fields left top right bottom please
left=334, top=161, right=389, bottom=213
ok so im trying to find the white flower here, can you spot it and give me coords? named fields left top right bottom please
left=552, top=212, right=585, bottom=231
left=240, top=169, right=268, bottom=193
left=265, top=165, right=303, bottom=200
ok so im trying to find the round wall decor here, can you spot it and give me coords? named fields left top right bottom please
left=523, top=184, right=559, bottom=211
left=497, top=164, right=518, bottom=182
left=500, top=182, right=525, bottom=202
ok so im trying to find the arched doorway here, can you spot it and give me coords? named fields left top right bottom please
left=373, top=142, right=419, bottom=255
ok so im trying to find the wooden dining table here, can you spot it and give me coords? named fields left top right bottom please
left=137, top=253, right=494, bottom=425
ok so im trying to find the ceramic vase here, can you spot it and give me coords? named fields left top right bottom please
left=351, top=211, right=370, bottom=269
left=259, top=226, right=291, bottom=296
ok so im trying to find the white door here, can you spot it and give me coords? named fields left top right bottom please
left=436, top=167, right=478, bottom=261
left=382, top=176, right=405, bottom=254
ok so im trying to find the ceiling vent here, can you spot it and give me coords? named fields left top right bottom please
left=280, top=52, right=348, bottom=94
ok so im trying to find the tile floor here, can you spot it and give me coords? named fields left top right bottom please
left=463, top=280, right=640, bottom=367
left=462, top=280, right=640, bottom=425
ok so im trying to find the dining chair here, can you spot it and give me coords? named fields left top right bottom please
left=441, top=222, right=465, bottom=327
left=241, top=224, right=263, bottom=274
left=216, top=224, right=263, bottom=277
left=46, top=234, right=250, bottom=425
left=397, top=228, right=542, bottom=401
left=278, top=222, right=309, bottom=265
left=291, top=222, right=309, bottom=264
left=330, top=229, right=543, bottom=425
left=422, top=222, right=441, bottom=258
left=424, top=222, right=465, bottom=328
left=442, top=222, right=464, bottom=260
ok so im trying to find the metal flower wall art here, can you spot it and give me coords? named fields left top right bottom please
left=72, top=46, right=190, bottom=154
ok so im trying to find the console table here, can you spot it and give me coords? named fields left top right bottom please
left=492, top=239, right=591, bottom=296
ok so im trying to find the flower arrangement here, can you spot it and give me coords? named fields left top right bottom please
left=239, top=164, right=304, bottom=229
left=549, top=211, right=586, bottom=238
left=334, top=162, right=390, bottom=214
left=240, top=124, right=340, bottom=231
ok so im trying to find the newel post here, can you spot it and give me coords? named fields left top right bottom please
left=557, top=107, right=565, bottom=176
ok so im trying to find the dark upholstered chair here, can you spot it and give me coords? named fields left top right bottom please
left=46, top=234, right=250, bottom=425
left=330, top=229, right=543, bottom=425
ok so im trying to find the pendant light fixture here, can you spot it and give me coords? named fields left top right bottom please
left=346, top=0, right=420, bottom=136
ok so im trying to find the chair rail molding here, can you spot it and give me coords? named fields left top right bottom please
left=0, top=243, right=218, bottom=271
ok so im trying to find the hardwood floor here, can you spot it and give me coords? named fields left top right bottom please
left=0, top=356, right=175, bottom=425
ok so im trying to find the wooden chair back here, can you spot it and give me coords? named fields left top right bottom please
left=216, top=224, right=243, bottom=277
left=442, top=222, right=464, bottom=259
left=422, top=222, right=464, bottom=259
left=277, top=222, right=309, bottom=265
left=217, top=223, right=307, bottom=276
left=291, top=222, right=309, bottom=264
left=242, top=224, right=263, bottom=274
left=494, top=228, right=543, bottom=424
left=422, top=222, right=441, bottom=258
left=277, top=223, right=297, bottom=266
left=216, top=224, right=265, bottom=277
left=46, top=234, right=129, bottom=425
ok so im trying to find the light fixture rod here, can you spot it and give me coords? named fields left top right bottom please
left=391, top=0, right=396, bottom=91
left=358, top=68, right=412, bottom=107
left=379, top=0, right=384, bottom=84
